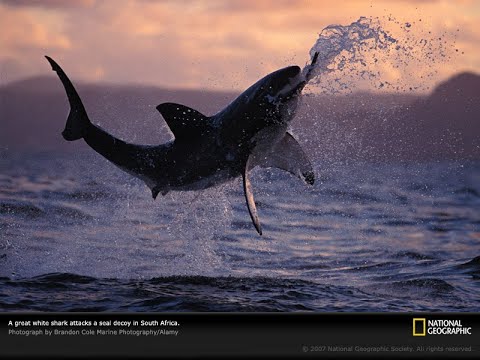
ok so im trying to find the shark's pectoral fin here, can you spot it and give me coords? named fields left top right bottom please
left=243, top=155, right=262, bottom=236
left=156, top=102, right=211, bottom=141
left=258, top=132, right=315, bottom=185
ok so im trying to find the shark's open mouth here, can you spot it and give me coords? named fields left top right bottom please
left=274, top=52, right=319, bottom=102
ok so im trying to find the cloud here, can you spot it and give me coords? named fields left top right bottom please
left=0, top=5, right=71, bottom=52
left=0, top=0, right=479, bottom=92
left=0, top=0, right=95, bottom=8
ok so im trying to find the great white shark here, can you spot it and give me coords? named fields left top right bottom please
left=45, top=53, right=319, bottom=235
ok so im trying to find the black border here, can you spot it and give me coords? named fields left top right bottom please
left=1, top=312, right=479, bottom=358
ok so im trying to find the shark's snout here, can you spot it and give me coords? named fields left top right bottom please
left=268, top=66, right=301, bottom=92
left=279, top=65, right=302, bottom=78
left=263, top=65, right=307, bottom=103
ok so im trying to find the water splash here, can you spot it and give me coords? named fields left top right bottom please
left=306, top=17, right=397, bottom=93
left=164, top=184, right=233, bottom=276
left=304, top=16, right=458, bottom=94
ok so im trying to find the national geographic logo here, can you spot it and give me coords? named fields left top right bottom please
left=413, top=318, right=426, bottom=336
left=413, top=318, right=472, bottom=336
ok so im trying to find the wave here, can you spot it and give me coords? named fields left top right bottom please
left=0, top=199, right=93, bottom=222
left=454, top=187, right=480, bottom=198
left=392, top=251, right=436, bottom=260
left=2, top=270, right=474, bottom=312
left=0, top=273, right=376, bottom=312
left=456, top=256, right=480, bottom=277
left=363, top=278, right=457, bottom=305
left=391, top=278, right=456, bottom=292
left=0, top=201, right=45, bottom=218
left=321, top=189, right=382, bottom=203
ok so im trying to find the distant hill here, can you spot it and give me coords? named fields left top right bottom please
left=398, top=72, right=480, bottom=161
left=1, top=72, right=479, bottom=161
left=0, top=75, right=239, bottom=151
left=298, top=72, right=480, bottom=162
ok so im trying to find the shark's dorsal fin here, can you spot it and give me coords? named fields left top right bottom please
left=156, top=102, right=211, bottom=141
left=243, top=155, right=262, bottom=235
left=257, top=132, right=315, bottom=185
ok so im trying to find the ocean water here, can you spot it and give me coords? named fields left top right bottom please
left=0, top=151, right=479, bottom=312
left=1, top=16, right=477, bottom=312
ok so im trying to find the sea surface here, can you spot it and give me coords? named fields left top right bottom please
left=0, top=151, right=479, bottom=312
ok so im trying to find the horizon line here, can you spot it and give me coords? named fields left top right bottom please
left=3, top=70, right=479, bottom=97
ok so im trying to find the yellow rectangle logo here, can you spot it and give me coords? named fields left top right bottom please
left=413, top=318, right=426, bottom=336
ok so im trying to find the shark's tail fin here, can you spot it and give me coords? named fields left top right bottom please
left=45, top=56, right=90, bottom=141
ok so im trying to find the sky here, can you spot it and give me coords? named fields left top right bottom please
left=1, top=0, right=479, bottom=92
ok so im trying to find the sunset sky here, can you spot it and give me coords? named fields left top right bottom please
left=1, top=0, right=479, bottom=92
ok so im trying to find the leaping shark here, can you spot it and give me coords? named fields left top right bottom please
left=45, top=53, right=318, bottom=235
